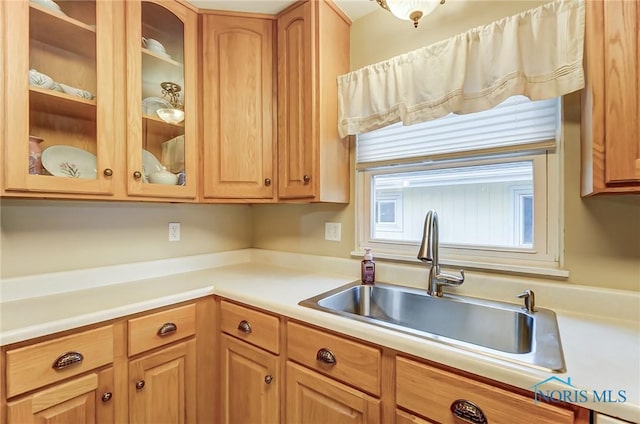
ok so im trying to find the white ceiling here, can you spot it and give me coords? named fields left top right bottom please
left=185, top=0, right=379, bottom=22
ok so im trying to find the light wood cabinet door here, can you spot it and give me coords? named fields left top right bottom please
left=125, top=0, right=198, bottom=200
left=129, top=339, right=196, bottom=424
left=7, top=368, right=115, bottom=424
left=2, top=0, right=118, bottom=197
left=581, top=0, right=640, bottom=195
left=202, top=14, right=276, bottom=200
left=286, top=361, right=380, bottom=424
left=396, top=356, right=579, bottom=424
left=276, top=0, right=350, bottom=203
left=219, top=334, right=280, bottom=424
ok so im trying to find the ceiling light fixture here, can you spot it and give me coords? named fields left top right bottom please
left=374, top=0, right=445, bottom=28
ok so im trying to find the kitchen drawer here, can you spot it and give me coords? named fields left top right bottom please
left=128, top=303, right=196, bottom=356
left=220, top=300, right=280, bottom=354
left=396, top=356, right=576, bottom=424
left=287, top=321, right=381, bottom=396
left=6, top=325, right=114, bottom=398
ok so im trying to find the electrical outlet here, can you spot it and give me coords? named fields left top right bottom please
left=168, top=222, right=181, bottom=241
left=325, top=222, right=341, bottom=241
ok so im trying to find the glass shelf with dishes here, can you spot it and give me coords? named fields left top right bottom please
left=139, top=1, right=186, bottom=188
left=27, top=0, right=99, bottom=183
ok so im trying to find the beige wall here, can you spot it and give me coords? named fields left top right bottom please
left=253, top=2, right=640, bottom=291
left=0, top=200, right=253, bottom=278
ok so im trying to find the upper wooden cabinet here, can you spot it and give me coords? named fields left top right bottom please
left=201, top=14, right=276, bottom=201
left=2, top=0, right=118, bottom=197
left=125, top=0, right=198, bottom=200
left=277, top=0, right=351, bottom=202
left=581, top=0, right=640, bottom=195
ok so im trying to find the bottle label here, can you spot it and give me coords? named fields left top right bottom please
left=362, top=263, right=375, bottom=284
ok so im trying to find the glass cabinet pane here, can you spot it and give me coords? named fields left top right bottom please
left=28, top=0, right=98, bottom=180
left=140, top=2, right=185, bottom=186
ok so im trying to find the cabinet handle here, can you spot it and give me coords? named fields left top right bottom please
left=264, top=375, right=273, bottom=384
left=52, top=351, right=84, bottom=370
left=303, top=174, right=311, bottom=184
left=103, top=168, right=113, bottom=177
left=237, top=320, right=252, bottom=334
left=316, top=348, right=336, bottom=365
left=264, top=178, right=272, bottom=186
left=133, top=171, right=142, bottom=179
left=450, top=399, right=487, bottom=424
left=101, top=392, right=113, bottom=402
left=157, top=322, right=177, bottom=337
left=135, top=380, right=145, bottom=390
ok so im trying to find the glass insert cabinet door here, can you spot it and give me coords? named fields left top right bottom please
left=3, top=0, right=116, bottom=195
left=126, top=0, right=197, bottom=199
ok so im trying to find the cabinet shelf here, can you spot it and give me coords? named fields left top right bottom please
left=29, top=4, right=96, bottom=59
left=30, top=87, right=96, bottom=121
left=143, top=114, right=184, bottom=140
left=142, top=48, right=183, bottom=68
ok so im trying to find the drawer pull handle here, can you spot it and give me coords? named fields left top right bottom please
left=450, top=399, right=487, bottom=424
left=237, top=320, right=252, bottom=334
left=157, top=322, right=177, bottom=337
left=303, top=174, right=311, bottom=184
left=101, top=392, right=113, bottom=402
left=52, top=351, right=84, bottom=370
left=135, top=380, right=145, bottom=390
left=316, top=348, right=336, bottom=365
left=264, top=375, right=273, bottom=384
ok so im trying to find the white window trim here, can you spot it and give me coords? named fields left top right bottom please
left=354, top=153, right=567, bottom=278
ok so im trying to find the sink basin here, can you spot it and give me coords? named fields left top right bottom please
left=300, top=282, right=565, bottom=372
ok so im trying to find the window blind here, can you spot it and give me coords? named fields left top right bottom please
left=356, top=96, right=560, bottom=167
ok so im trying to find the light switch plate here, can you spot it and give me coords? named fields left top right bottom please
left=325, top=222, right=341, bottom=241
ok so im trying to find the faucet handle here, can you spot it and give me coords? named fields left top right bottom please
left=517, top=289, right=536, bottom=313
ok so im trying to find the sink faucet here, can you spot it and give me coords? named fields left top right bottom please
left=417, top=210, right=465, bottom=297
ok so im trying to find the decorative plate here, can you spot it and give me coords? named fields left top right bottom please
left=142, top=97, right=172, bottom=116
left=41, top=145, right=97, bottom=179
left=142, top=149, right=162, bottom=180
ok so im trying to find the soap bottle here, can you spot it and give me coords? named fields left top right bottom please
left=361, top=248, right=375, bottom=285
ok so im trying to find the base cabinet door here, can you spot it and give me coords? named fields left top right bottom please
left=129, top=340, right=196, bottom=424
left=219, top=334, right=280, bottom=424
left=286, top=361, right=380, bottom=424
left=7, top=368, right=114, bottom=424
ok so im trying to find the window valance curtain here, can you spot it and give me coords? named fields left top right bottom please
left=337, top=0, right=585, bottom=138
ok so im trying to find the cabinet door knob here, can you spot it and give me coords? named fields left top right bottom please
left=133, top=171, right=142, bottom=179
left=52, top=351, right=84, bottom=370
left=103, top=168, right=113, bottom=177
left=303, top=174, right=311, bottom=184
left=264, top=375, right=273, bottom=384
left=450, top=399, right=487, bottom=424
left=316, top=348, right=336, bottom=365
left=157, top=322, right=177, bottom=337
left=237, top=320, right=252, bottom=334
left=101, top=392, right=113, bottom=402
left=264, top=178, right=272, bottom=186
left=135, top=380, right=145, bottom=390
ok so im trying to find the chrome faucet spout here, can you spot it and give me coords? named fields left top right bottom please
left=417, top=210, right=465, bottom=296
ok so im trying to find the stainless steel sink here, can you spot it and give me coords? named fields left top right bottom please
left=299, top=282, right=565, bottom=372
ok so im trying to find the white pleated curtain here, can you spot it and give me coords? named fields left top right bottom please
left=337, top=0, right=585, bottom=138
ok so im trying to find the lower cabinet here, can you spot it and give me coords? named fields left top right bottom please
left=7, top=368, right=114, bottom=423
left=128, top=340, right=196, bottom=424
left=1, top=298, right=213, bottom=424
left=286, top=361, right=381, bottom=424
left=214, top=302, right=591, bottom=424
left=219, top=334, right=280, bottom=424
left=396, top=356, right=589, bottom=424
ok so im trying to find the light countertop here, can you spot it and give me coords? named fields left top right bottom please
left=1, top=249, right=639, bottom=422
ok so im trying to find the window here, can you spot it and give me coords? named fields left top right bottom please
left=355, top=96, right=564, bottom=276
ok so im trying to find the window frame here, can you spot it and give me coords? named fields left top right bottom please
left=355, top=152, right=565, bottom=277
